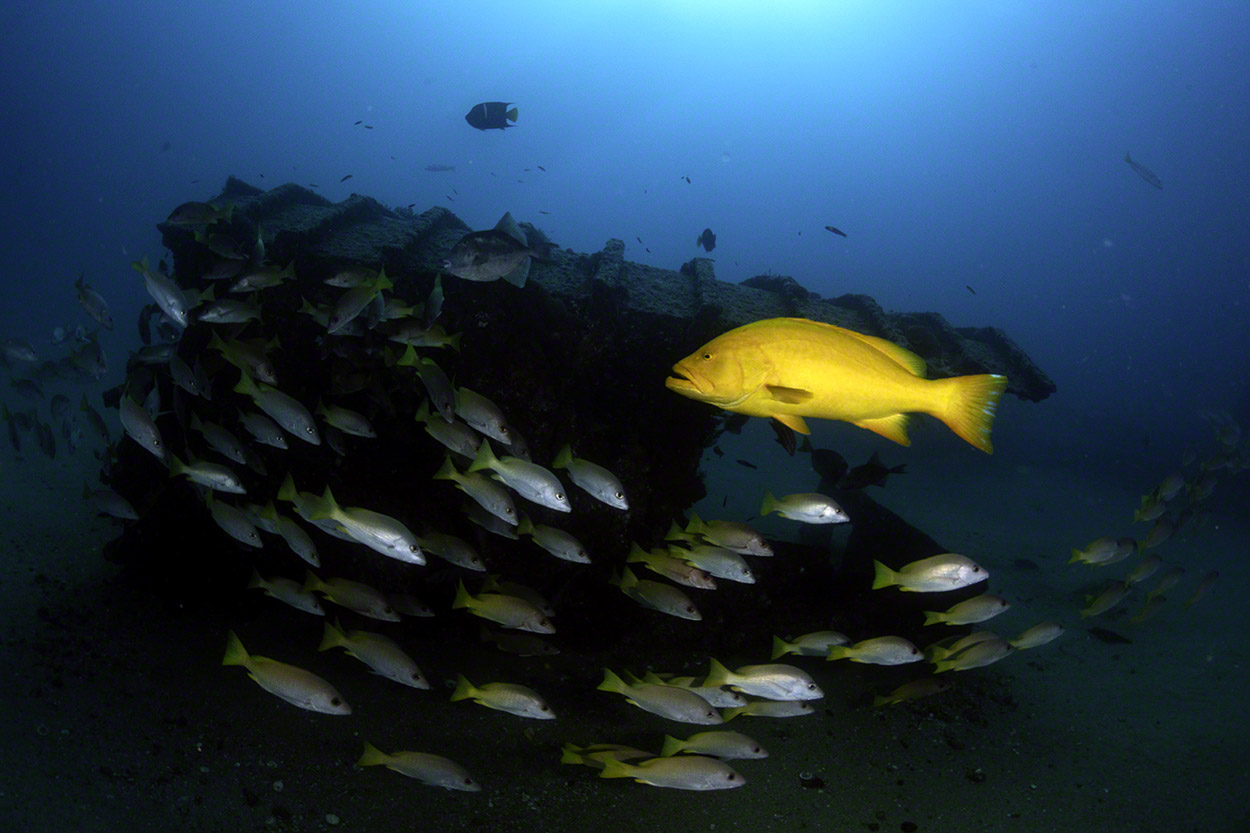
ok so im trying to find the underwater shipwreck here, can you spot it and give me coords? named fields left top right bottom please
left=92, top=176, right=1059, bottom=793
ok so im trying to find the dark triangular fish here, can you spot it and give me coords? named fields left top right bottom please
left=1124, top=152, right=1162, bottom=189
left=770, top=419, right=796, bottom=456
left=37, top=420, right=56, bottom=458
left=836, top=451, right=906, bottom=490
left=824, top=225, right=847, bottom=237
left=809, top=448, right=849, bottom=485
left=696, top=228, right=716, bottom=251
left=442, top=212, right=542, bottom=287
left=465, top=102, right=517, bottom=131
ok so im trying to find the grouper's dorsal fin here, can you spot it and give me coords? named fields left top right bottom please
left=838, top=328, right=927, bottom=378
left=494, top=212, right=528, bottom=247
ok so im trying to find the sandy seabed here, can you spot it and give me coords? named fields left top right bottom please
left=2, top=422, right=1247, bottom=833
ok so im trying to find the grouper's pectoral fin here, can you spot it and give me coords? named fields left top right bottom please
left=852, top=413, right=911, bottom=446
left=764, top=385, right=813, bottom=404
left=771, top=413, right=810, bottom=434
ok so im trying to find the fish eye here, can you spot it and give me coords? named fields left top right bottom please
left=412, top=672, right=423, bottom=680
left=331, top=697, right=342, bottom=706
left=538, top=618, right=549, bottom=627
left=702, top=353, right=712, bottom=360
left=614, top=491, right=624, bottom=499
left=727, top=773, right=737, bottom=781
left=540, top=704, right=550, bottom=711
left=505, top=507, right=514, bottom=515
left=752, top=746, right=761, bottom=753
left=409, top=544, right=419, bottom=552
left=686, top=606, right=696, bottom=614
left=463, top=778, right=474, bottom=786
left=384, top=606, right=395, bottom=615
left=306, top=426, right=314, bottom=434
left=807, top=683, right=817, bottom=690
left=556, top=492, right=565, bottom=500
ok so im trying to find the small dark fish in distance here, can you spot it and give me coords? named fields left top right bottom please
left=696, top=228, right=716, bottom=251
left=837, top=451, right=906, bottom=490
left=537, top=165, right=546, bottom=171
left=636, top=236, right=643, bottom=244
left=966, top=285, right=976, bottom=295
left=407, top=203, right=415, bottom=209
left=354, top=120, right=362, bottom=125
left=712, top=445, right=724, bottom=457
left=341, top=174, right=353, bottom=182
left=1124, top=152, right=1162, bottom=189
left=364, top=125, right=373, bottom=129
left=683, top=176, right=691, bottom=183
left=646, top=248, right=651, bottom=252
left=161, top=140, right=170, bottom=152
left=465, top=101, right=517, bottom=131
left=524, top=168, right=531, bottom=172
left=824, top=225, right=847, bottom=237
left=425, top=164, right=455, bottom=172
left=736, top=459, right=757, bottom=469
left=453, top=188, right=458, bottom=194
left=191, top=179, right=199, bottom=183
left=539, top=210, right=550, bottom=215
left=309, top=183, right=320, bottom=188
left=446, top=195, right=454, bottom=202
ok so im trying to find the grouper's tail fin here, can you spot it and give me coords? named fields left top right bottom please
left=930, top=373, right=1008, bottom=454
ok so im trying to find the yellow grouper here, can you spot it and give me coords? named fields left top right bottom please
left=664, top=317, right=1008, bottom=453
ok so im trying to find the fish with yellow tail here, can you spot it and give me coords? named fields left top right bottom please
left=665, top=317, right=1007, bottom=452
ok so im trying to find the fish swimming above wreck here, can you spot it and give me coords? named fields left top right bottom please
left=465, top=102, right=518, bottom=131
left=443, top=212, right=544, bottom=287
left=665, top=317, right=1008, bottom=452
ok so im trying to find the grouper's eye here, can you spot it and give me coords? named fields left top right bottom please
left=702, top=353, right=712, bottom=360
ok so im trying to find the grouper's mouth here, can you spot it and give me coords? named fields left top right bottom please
left=664, top=363, right=708, bottom=399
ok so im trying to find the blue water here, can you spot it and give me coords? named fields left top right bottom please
left=2, top=2, right=1247, bottom=830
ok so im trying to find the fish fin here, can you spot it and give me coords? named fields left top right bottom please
left=452, top=579, right=473, bottom=610
left=922, top=611, right=944, bottom=626
left=506, top=107, right=518, bottom=122
left=246, top=569, right=265, bottom=591
left=760, top=491, right=777, bottom=516
left=598, top=758, right=634, bottom=779
left=501, top=257, right=530, bottom=288
left=721, top=706, right=743, bottom=722
left=276, top=473, right=297, bottom=503
left=358, top=741, right=388, bottom=767
left=625, top=542, right=648, bottom=563
left=449, top=674, right=475, bottom=701
left=764, top=385, right=814, bottom=405
left=703, top=657, right=732, bottom=689
left=929, top=373, right=1008, bottom=454
left=552, top=443, right=573, bottom=469
left=770, top=635, right=791, bottom=660
left=873, top=695, right=892, bottom=708
left=396, top=344, right=419, bottom=367
left=560, top=744, right=586, bottom=765
left=841, top=330, right=928, bottom=377
left=597, top=667, right=628, bottom=694
left=516, top=514, right=534, bottom=536
left=494, top=212, right=528, bottom=246
left=302, top=570, right=322, bottom=593
left=433, top=455, right=458, bottom=481
left=659, top=736, right=683, bottom=757
left=467, top=440, right=496, bottom=474
left=871, top=561, right=897, bottom=590
left=772, top=413, right=810, bottom=434
left=222, top=630, right=250, bottom=667
left=852, top=414, right=911, bottom=446
left=318, top=620, right=346, bottom=652
left=825, top=646, right=851, bottom=661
